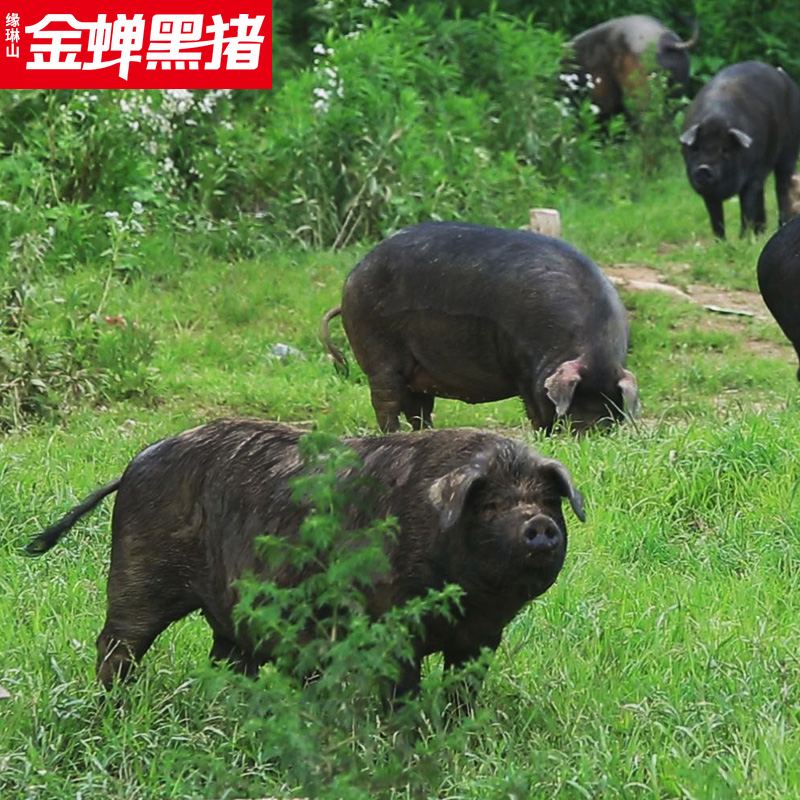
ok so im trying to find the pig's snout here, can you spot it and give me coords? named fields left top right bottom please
left=522, top=514, right=563, bottom=556
left=692, top=164, right=715, bottom=187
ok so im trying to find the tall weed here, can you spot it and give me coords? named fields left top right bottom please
left=206, top=432, right=481, bottom=799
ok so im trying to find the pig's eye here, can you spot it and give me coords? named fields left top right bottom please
left=479, top=498, right=504, bottom=514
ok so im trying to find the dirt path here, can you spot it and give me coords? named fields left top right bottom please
left=605, top=264, right=769, bottom=318
left=604, top=264, right=792, bottom=359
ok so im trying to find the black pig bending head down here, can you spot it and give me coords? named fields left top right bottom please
left=320, top=222, right=639, bottom=434
left=679, top=61, right=800, bottom=238
left=27, top=420, right=584, bottom=705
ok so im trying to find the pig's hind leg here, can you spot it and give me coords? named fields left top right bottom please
left=401, top=391, right=434, bottom=430
left=372, top=380, right=434, bottom=432
left=774, top=150, right=799, bottom=225
left=739, top=179, right=767, bottom=235
left=95, top=575, right=201, bottom=687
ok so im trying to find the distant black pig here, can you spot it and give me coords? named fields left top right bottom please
left=680, top=61, right=800, bottom=238
left=320, top=222, right=639, bottom=433
left=567, top=14, right=698, bottom=119
left=757, top=215, right=800, bottom=379
left=26, top=419, right=584, bottom=701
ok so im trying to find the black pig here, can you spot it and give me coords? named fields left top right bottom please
left=757, top=215, right=800, bottom=379
left=320, top=222, right=638, bottom=433
left=680, top=61, right=800, bottom=238
left=567, top=14, right=698, bottom=119
left=27, top=420, right=584, bottom=700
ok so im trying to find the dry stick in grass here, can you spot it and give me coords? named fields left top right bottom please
left=704, top=305, right=755, bottom=317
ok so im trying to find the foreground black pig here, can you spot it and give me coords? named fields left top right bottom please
left=567, top=14, right=698, bottom=119
left=27, top=419, right=584, bottom=700
left=321, top=222, right=638, bottom=433
left=680, top=61, right=800, bottom=239
left=757, top=216, right=800, bottom=379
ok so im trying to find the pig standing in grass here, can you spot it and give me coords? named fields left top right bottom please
left=27, top=419, right=584, bottom=702
left=321, top=222, right=638, bottom=433
left=680, top=61, right=800, bottom=239
left=757, top=215, right=800, bottom=379
left=568, top=14, right=698, bottom=119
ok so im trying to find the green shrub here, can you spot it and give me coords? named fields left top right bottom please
left=0, top=6, right=612, bottom=259
left=0, top=279, right=158, bottom=430
left=207, top=431, right=483, bottom=799
left=256, top=6, right=605, bottom=247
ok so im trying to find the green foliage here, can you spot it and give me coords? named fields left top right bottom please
left=0, top=271, right=158, bottom=430
left=209, top=431, right=476, bottom=798
left=690, top=0, right=800, bottom=82
left=1, top=7, right=614, bottom=260
left=260, top=6, right=603, bottom=247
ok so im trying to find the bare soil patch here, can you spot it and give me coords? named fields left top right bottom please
left=605, top=264, right=793, bottom=359
left=605, top=264, right=767, bottom=318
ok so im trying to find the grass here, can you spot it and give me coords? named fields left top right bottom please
left=2, top=154, right=800, bottom=799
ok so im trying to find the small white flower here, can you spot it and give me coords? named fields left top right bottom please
left=164, top=89, right=194, bottom=116
left=132, top=201, right=144, bottom=214
left=554, top=99, right=570, bottom=118
left=590, top=104, right=600, bottom=115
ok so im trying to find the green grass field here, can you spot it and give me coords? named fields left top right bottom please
left=3, top=154, right=800, bottom=799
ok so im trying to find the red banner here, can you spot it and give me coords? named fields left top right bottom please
left=1, top=1, right=271, bottom=88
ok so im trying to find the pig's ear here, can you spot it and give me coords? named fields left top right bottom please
left=428, top=454, right=491, bottom=531
left=538, top=459, right=586, bottom=522
left=729, top=127, right=752, bottom=149
left=544, top=358, right=583, bottom=418
left=679, top=123, right=699, bottom=147
left=618, top=369, right=639, bottom=418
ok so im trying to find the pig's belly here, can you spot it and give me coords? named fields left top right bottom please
left=400, top=312, right=519, bottom=402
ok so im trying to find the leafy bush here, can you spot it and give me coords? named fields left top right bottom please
left=256, top=6, right=606, bottom=247
left=0, top=279, right=158, bottom=430
left=206, top=431, right=483, bottom=799
left=0, top=6, right=609, bottom=259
